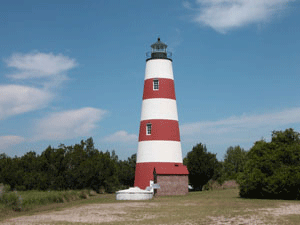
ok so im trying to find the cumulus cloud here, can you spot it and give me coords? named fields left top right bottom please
left=102, top=131, right=138, bottom=143
left=33, top=107, right=107, bottom=141
left=0, top=52, right=77, bottom=119
left=181, top=107, right=300, bottom=136
left=184, top=0, right=294, bottom=33
left=0, top=85, right=53, bottom=119
left=5, top=52, right=77, bottom=87
left=180, top=108, right=300, bottom=159
left=180, top=108, right=300, bottom=151
left=0, top=136, right=25, bottom=150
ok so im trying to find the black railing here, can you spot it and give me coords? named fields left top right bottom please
left=146, top=51, right=172, bottom=61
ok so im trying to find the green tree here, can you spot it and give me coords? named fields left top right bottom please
left=184, top=143, right=220, bottom=191
left=0, top=137, right=125, bottom=192
left=97, top=151, right=119, bottom=193
left=118, top=153, right=136, bottom=187
left=21, top=151, right=41, bottom=190
left=1, top=156, right=23, bottom=190
left=62, top=140, right=120, bottom=192
left=41, top=146, right=67, bottom=190
left=223, top=146, right=247, bottom=180
left=0, top=154, right=9, bottom=185
left=238, top=128, right=300, bottom=199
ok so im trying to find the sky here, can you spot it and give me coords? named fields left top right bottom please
left=0, top=0, right=299, bottom=160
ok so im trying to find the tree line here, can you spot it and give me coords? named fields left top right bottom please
left=0, top=138, right=136, bottom=193
left=184, top=128, right=300, bottom=200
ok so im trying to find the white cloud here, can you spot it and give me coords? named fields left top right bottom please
left=0, top=85, right=53, bottom=119
left=181, top=107, right=300, bottom=135
left=185, top=0, right=294, bottom=33
left=0, top=52, right=77, bottom=119
left=6, top=52, right=76, bottom=79
left=183, top=0, right=193, bottom=9
left=0, top=136, right=25, bottom=150
left=102, top=131, right=138, bottom=143
left=33, top=107, right=107, bottom=141
left=180, top=107, right=300, bottom=145
left=5, top=52, right=77, bottom=88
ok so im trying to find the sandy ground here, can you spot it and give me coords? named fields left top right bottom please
left=207, top=204, right=300, bottom=225
left=1, top=202, right=300, bottom=225
left=1, top=202, right=156, bottom=225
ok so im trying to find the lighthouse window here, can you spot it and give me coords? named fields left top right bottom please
left=146, top=123, right=152, bottom=135
left=153, top=79, right=159, bottom=90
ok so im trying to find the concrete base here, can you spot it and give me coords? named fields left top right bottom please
left=116, top=187, right=153, bottom=200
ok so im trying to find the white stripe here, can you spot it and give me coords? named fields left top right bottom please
left=145, top=59, right=174, bottom=80
left=137, top=141, right=183, bottom=163
left=141, top=99, right=178, bottom=121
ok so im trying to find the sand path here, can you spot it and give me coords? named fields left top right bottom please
left=1, top=202, right=300, bottom=224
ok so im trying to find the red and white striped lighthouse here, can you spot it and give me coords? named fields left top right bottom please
left=134, top=38, right=188, bottom=194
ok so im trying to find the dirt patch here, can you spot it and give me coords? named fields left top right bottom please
left=207, top=203, right=300, bottom=225
left=207, top=215, right=266, bottom=225
left=1, top=202, right=157, bottom=225
left=262, top=203, right=300, bottom=216
left=1, top=201, right=300, bottom=225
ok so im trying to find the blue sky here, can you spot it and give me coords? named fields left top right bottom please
left=0, top=0, right=299, bottom=160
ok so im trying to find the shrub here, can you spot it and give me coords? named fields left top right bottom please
left=0, top=183, right=11, bottom=197
left=1, top=191, right=23, bottom=211
left=78, top=190, right=88, bottom=199
left=238, top=129, right=300, bottom=199
left=55, top=193, right=64, bottom=203
left=89, top=190, right=97, bottom=196
left=98, top=186, right=105, bottom=194
left=0, top=184, right=4, bottom=199
left=202, top=180, right=239, bottom=191
left=62, top=191, right=75, bottom=202
left=15, top=185, right=26, bottom=191
left=203, top=180, right=221, bottom=191
left=221, top=180, right=239, bottom=189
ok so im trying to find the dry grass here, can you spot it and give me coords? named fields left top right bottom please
left=0, top=192, right=117, bottom=223
left=1, top=189, right=300, bottom=225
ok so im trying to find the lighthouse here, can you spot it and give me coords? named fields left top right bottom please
left=134, top=38, right=189, bottom=196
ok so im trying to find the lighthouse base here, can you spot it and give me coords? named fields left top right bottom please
left=116, top=187, right=153, bottom=200
left=134, top=162, right=189, bottom=196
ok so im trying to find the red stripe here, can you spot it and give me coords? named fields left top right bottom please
left=134, top=162, right=187, bottom=189
left=143, top=78, right=176, bottom=100
left=139, top=119, right=180, bottom=141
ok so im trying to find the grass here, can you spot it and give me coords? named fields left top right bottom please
left=108, top=189, right=300, bottom=225
left=18, top=189, right=91, bottom=206
left=0, top=189, right=109, bottom=221
left=1, top=189, right=300, bottom=224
